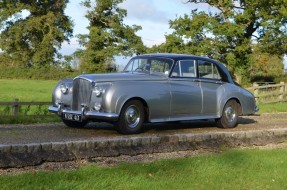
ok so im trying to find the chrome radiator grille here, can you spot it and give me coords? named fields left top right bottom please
left=72, top=78, right=92, bottom=110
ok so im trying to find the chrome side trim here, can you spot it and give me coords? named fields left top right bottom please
left=48, top=106, right=119, bottom=121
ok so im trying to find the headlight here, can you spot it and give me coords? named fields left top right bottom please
left=94, top=85, right=102, bottom=97
left=60, top=83, right=69, bottom=94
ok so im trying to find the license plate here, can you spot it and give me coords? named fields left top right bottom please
left=63, top=113, right=82, bottom=122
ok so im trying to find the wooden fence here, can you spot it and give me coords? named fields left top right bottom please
left=0, top=99, right=52, bottom=117
left=247, top=82, right=287, bottom=104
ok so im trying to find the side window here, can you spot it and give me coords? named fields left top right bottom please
left=124, top=58, right=148, bottom=72
left=198, top=60, right=222, bottom=80
left=150, top=59, right=170, bottom=74
left=171, top=60, right=196, bottom=78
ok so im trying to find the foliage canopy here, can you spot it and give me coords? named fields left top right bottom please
left=78, top=0, right=146, bottom=73
left=0, top=0, right=73, bottom=67
left=151, top=0, right=287, bottom=83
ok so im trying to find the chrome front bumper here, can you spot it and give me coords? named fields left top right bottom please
left=48, top=106, right=119, bottom=121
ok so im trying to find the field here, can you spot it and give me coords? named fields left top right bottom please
left=1, top=147, right=287, bottom=189
left=0, top=79, right=59, bottom=123
left=0, top=79, right=57, bottom=102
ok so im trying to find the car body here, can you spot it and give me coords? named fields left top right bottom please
left=48, top=53, right=258, bottom=134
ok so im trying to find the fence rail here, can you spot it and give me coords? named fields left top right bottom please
left=0, top=99, right=52, bottom=117
left=247, top=82, right=287, bottom=104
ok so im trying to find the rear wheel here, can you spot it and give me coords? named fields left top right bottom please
left=216, top=100, right=240, bottom=129
left=116, top=100, right=145, bottom=134
left=62, top=119, right=88, bottom=128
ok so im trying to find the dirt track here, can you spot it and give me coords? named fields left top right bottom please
left=0, top=112, right=286, bottom=145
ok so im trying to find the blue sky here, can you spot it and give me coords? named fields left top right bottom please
left=61, top=0, right=287, bottom=68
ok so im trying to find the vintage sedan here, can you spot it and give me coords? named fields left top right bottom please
left=48, top=54, right=258, bottom=134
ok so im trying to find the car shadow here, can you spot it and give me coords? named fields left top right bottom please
left=143, top=117, right=258, bottom=133
left=80, top=116, right=257, bottom=134
left=143, top=119, right=216, bottom=132
left=237, top=117, right=257, bottom=125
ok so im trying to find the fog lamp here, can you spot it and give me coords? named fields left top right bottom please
left=94, top=102, right=101, bottom=111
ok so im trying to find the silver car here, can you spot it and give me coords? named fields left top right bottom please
left=49, top=54, right=258, bottom=134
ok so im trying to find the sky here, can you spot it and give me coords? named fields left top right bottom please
left=60, top=0, right=213, bottom=54
left=61, top=0, right=287, bottom=69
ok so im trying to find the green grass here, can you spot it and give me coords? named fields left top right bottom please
left=258, top=102, right=287, bottom=113
left=1, top=148, right=287, bottom=189
left=0, top=79, right=57, bottom=102
left=0, top=79, right=59, bottom=124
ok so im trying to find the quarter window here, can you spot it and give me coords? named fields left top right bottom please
left=198, top=60, right=222, bottom=80
left=171, top=60, right=196, bottom=78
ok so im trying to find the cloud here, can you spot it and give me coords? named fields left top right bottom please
left=119, top=0, right=169, bottom=24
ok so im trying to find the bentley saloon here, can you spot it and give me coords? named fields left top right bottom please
left=48, top=54, right=258, bottom=134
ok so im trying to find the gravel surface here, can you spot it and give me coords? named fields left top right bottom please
left=0, top=113, right=287, bottom=145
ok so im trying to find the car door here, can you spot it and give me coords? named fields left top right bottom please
left=197, top=60, right=224, bottom=116
left=169, top=60, right=202, bottom=119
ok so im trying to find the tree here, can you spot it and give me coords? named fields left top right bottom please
left=78, top=0, right=146, bottom=73
left=153, top=0, right=287, bottom=83
left=0, top=0, right=73, bottom=67
left=249, top=46, right=284, bottom=82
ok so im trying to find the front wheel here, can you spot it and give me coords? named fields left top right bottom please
left=216, top=100, right=240, bottom=129
left=115, top=100, right=145, bottom=134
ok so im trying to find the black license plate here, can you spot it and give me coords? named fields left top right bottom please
left=63, top=113, right=82, bottom=122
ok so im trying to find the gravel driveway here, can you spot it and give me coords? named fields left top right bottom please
left=0, top=113, right=286, bottom=145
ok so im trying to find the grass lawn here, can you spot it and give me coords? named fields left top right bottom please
left=1, top=147, right=287, bottom=189
left=0, top=79, right=58, bottom=102
left=258, top=102, right=287, bottom=113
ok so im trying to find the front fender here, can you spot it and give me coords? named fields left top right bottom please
left=52, top=78, right=73, bottom=106
left=103, top=80, right=170, bottom=122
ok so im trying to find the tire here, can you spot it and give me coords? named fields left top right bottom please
left=62, top=119, right=88, bottom=128
left=216, top=100, right=240, bottom=129
left=116, top=100, right=145, bottom=134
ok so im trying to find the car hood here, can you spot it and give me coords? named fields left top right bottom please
left=75, top=72, right=167, bottom=83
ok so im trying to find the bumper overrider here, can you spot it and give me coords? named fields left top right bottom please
left=255, top=106, right=259, bottom=112
left=48, top=104, right=119, bottom=122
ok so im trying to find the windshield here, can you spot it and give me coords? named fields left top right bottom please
left=123, top=57, right=173, bottom=75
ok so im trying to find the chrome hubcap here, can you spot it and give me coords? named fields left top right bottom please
left=225, top=106, right=236, bottom=123
left=125, top=105, right=140, bottom=128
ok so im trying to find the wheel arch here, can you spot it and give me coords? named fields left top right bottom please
left=220, top=97, right=243, bottom=116
left=118, top=97, right=150, bottom=122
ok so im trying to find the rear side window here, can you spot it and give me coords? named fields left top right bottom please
left=171, top=60, right=196, bottom=78
left=198, top=60, right=222, bottom=80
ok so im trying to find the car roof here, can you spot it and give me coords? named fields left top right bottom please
left=136, top=53, right=215, bottom=62
left=134, top=53, right=234, bottom=84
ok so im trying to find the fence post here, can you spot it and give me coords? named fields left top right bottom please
left=253, top=83, right=259, bottom=102
left=279, top=82, right=285, bottom=100
left=13, top=98, right=19, bottom=116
